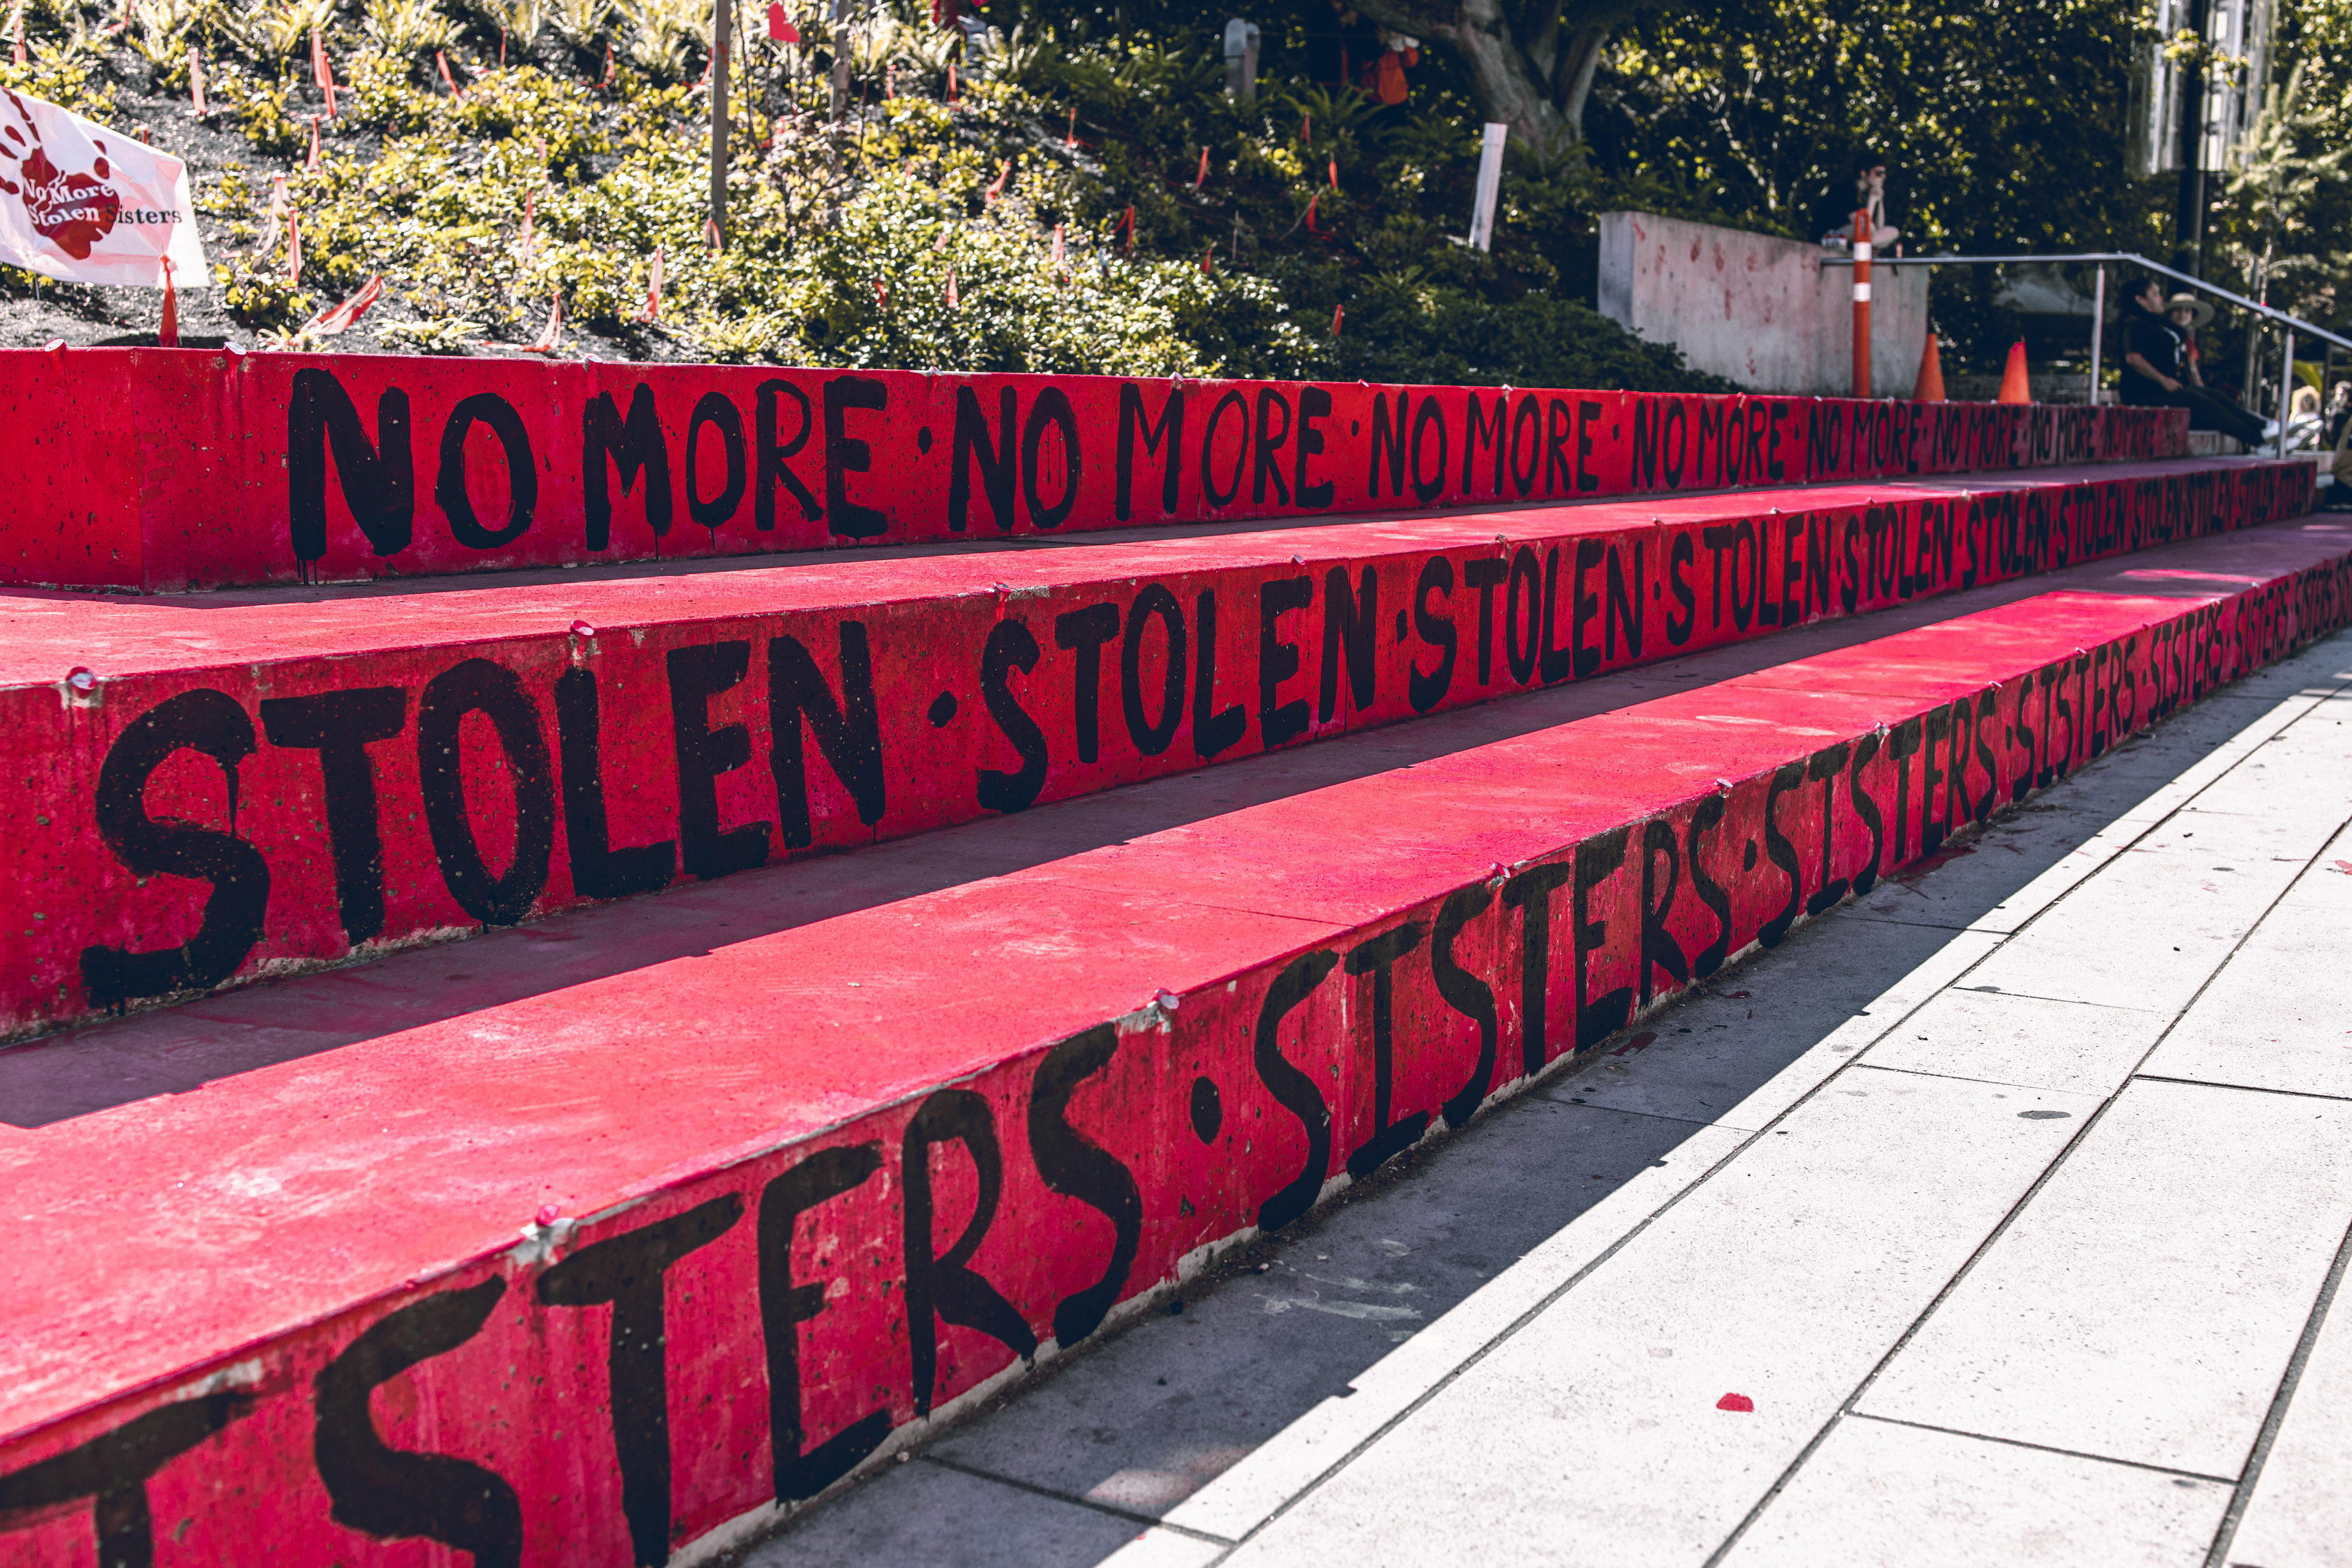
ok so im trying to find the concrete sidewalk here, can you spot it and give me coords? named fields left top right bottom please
left=735, top=632, right=2352, bottom=1568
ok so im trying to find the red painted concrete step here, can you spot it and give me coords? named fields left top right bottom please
left=0, top=457, right=2309, bottom=1041
left=0, top=347, right=2185, bottom=589
left=0, top=517, right=2345, bottom=1567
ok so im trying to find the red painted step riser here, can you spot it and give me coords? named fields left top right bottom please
left=2, top=463, right=2309, bottom=1040
left=0, top=349, right=2185, bottom=589
left=4, top=555, right=2345, bottom=1568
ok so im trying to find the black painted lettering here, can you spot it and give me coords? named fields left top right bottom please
left=978, top=618, right=1048, bottom=812
left=685, top=392, right=747, bottom=530
left=1121, top=585, right=1186, bottom=756
left=1573, top=827, right=1633, bottom=1046
left=539, top=1199, right=743, bottom=1567
left=289, top=366, right=411, bottom=561
left=755, top=379, right=822, bottom=529
left=1021, top=387, right=1080, bottom=529
left=436, top=393, right=536, bottom=549
left=769, top=623, right=887, bottom=847
left=416, top=659, right=555, bottom=925
left=259, top=687, right=406, bottom=946
left=1431, top=886, right=1499, bottom=1124
left=1253, top=949, right=1340, bottom=1231
left=1192, top=591, right=1247, bottom=759
left=314, top=1280, right=520, bottom=1568
left=80, top=690, right=271, bottom=1009
left=555, top=667, right=678, bottom=899
left=760, top=1144, right=887, bottom=1500
left=1344, top=923, right=1430, bottom=1178
left=1259, top=575, right=1313, bottom=747
left=1318, top=565, right=1377, bottom=723
left=667, top=641, right=771, bottom=879
left=583, top=384, right=671, bottom=550
left=948, top=385, right=1017, bottom=533
left=1055, top=602, right=1121, bottom=764
left=902, top=1088, right=1038, bottom=1415
left=1409, top=557, right=1457, bottom=713
left=1116, top=383, right=1184, bottom=519
left=1028, top=1026, right=1144, bottom=1346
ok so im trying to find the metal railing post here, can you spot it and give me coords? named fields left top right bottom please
left=2278, top=329, right=2295, bottom=459
left=2087, top=267, right=2105, bottom=405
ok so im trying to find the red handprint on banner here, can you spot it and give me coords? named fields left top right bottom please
left=0, top=91, right=119, bottom=259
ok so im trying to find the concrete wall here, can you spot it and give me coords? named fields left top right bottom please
left=1599, top=211, right=1932, bottom=397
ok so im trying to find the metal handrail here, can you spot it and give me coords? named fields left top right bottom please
left=1819, top=249, right=2352, bottom=352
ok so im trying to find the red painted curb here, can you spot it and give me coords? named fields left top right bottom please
left=0, top=348, right=2185, bottom=590
left=0, top=520, right=2345, bottom=1567
left=0, top=458, right=2309, bottom=1041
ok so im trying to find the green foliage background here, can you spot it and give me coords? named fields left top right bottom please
left=1, top=0, right=2342, bottom=390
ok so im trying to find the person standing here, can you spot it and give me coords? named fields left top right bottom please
left=2117, top=276, right=2273, bottom=448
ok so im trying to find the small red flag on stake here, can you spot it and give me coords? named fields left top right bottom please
left=438, top=51, right=461, bottom=97
left=304, top=113, right=320, bottom=173
left=1332, top=303, right=1342, bottom=337
left=157, top=257, right=178, bottom=346
left=12, top=6, right=23, bottom=66
left=1066, top=106, right=1077, bottom=147
left=1299, top=113, right=1309, bottom=141
left=947, top=63, right=957, bottom=103
left=945, top=267, right=960, bottom=309
left=984, top=159, right=1011, bottom=202
left=1329, top=158, right=1339, bottom=191
left=301, top=273, right=383, bottom=337
left=1304, top=192, right=1318, bottom=233
left=598, top=45, right=612, bottom=86
left=635, top=246, right=663, bottom=322
left=519, top=187, right=534, bottom=263
left=261, top=173, right=288, bottom=253
left=499, top=26, right=505, bottom=66
left=704, top=215, right=721, bottom=250
left=1200, top=245, right=1213, bottom=276
left=884, top=61, right=894, bottom=98
left=186, top=45, right=206, bottom=113
left=1051, top=224, right=1064, bottom=266
left=311, top=27, right=336, bottom=117
left=285, top=211, right=302, bottom=284
left=1194, top=144, right=1208, bottom=189
left=766, top=2, right=797, bottom=41
left=519, top=292, right=562, bottom=354
left=1122, top=205, right=1134, bottom=254
left=873, top=277, right=887, bottom=307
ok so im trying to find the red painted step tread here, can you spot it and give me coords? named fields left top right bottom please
left=2, top=517, right=2343, bottom=1451
left=0, top=457, right=2279, bottom=686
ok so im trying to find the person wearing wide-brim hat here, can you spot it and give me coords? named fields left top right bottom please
left=2165, top=292, right=2217, bottom=330
left=2118, top=276, right=2272, bottom=447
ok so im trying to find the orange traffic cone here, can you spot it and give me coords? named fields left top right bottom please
left=1911, top=332, right=1946, bottom=401
left=1996, top=341, right=2031, bottom=404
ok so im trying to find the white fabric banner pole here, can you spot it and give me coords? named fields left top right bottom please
left=0, top=89, right=206, bottom=287
left=1468, top=121, right=1507, bottom=251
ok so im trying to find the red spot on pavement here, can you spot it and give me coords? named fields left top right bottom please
left=1611, top=1031, right=1657, bottom=1057
left=2331, top=860, right=2352, bottom=875
left=1724, top=991, right=1751, bottom=999
left=1717, top=1393, right=1754, bottom=1412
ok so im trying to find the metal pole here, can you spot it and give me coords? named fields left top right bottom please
left=1852, top=208, right=1872, bottom=399
left=2278, top=329, right=2294, bottom=458
left=709, top=0, right=731, bottom=247
left=2087, top=267, right=2105, bottom=405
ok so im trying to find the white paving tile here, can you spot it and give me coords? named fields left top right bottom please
left=2224, top=1262, right=2352, bottom=1568
left=1726, top=1415, right=2231, bottom=1568
left=1859, top=1080, right=2352, bottom=1478
left=1861, top=988, right=2168, bottom=1096
left=1210, top=1069, right=2093, bottom=1568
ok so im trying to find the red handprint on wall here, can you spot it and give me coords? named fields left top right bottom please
left=0, top=91, right=119, bottom=260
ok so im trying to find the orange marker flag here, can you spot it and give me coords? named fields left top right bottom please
left=945, top=267, right=959, bottom=309
left=303, top=274, right=383, bottom=337
left=158, top=256, right=178, bottom=346
left=635, top=246, right=663, bottom=322
left=1200, top=245, right=1212, bottom=276
left=311, top=28, right=337, bottom=117
left=186, top=46, right=206, bottom=113
left=284, top=211, right=301, bottom=284
left=1329, top=157, right=1339, bottom=190
left=12, top=7, right=23, bottom=66
left=1051, top=225, right=1064, bottom=266
left=1332, top=303, right=1342, bottom=337
left=304, top=114, right=320, bottom=173
left=984, top=159, right=1011, bottom=202
left=438, top=51, right=461, bottom=97
left=520, top=292, right=562, bottom=353
left=519, top=187, right=534, bottom=263
left=1121, top=205, right=1134, bottom=254
left=1193, top=144, right=1208, bottom=189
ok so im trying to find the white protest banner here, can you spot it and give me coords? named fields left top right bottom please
left=0, top=89, right=206, bottom=287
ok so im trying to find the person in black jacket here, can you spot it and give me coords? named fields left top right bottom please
left=2117, top=276, right=2272, bottom=447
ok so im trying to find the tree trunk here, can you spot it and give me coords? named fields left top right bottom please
left=1349, top=0, right=1615, bottom=150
